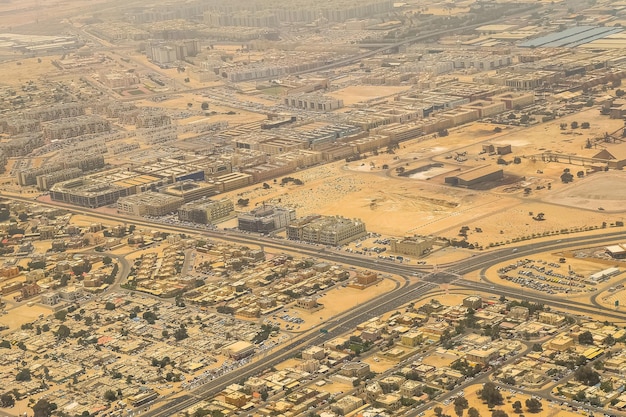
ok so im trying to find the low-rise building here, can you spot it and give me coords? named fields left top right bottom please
left=287, top=215, right=367, bottom=246
left=178, top=197, right=234, bottom=224
left=238, top=205, right=296, bottom=233
left=390, top=235, right=436, bottom=257
left=117, top=191, right=185, bottom=217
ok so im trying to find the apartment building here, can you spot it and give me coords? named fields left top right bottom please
left=287, top=215, right=367, bottom=245
left=238, top=205, right=296, bottom=233
left=117, top=191, right=185, bottom=217
left=178, top=198, right=234, bottom=224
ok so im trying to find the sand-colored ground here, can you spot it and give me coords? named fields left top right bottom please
left=544, top=170, right=626, bottom=212
left=362, top=355, right=399, bottom=374
left=308, top=380, right=353, bottom=395
left=133, top=93, right=267, bottom=126
left=0, top=304, right=53, bottom=331
left=0, top=0, right=107, bottom=30
left=219, top=108, right=626, bottom=251
left=288, top=277, right=398, bottom=332
left=328, top=85, right=413, bottom=106
left=0, top=57, right=61, bottom=86
left=422, top=350, right=460, bottom=368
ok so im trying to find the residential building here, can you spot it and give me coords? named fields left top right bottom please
left=117, top=191, right=185, bottom=217
left=238, top=205, right=296, bottom=233
left=178, top=198, right=234, bottom=224
left=287, top=215, right=367, bottom=245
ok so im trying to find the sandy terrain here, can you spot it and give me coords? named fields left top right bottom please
left=219, top=108, right=626, bottom=252
left=544, top=171, right=626, bottom=212
left=0, top=57, right=62, bottom=86
left=0, top=304, right=52, bottom=331
left=288, top=277, right=399, bottom=332
left=328, top=85, right=413, bottom=106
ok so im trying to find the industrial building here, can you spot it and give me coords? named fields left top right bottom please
left=444, top=165, right=504, bottom=188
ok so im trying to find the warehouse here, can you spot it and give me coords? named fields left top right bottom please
left=445, top=165, right=503, bottom=188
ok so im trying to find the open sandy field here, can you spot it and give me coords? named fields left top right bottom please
left=0, top=57, right=62, bottom=86
left=0, top=304, right=53, bottom=331
left=285, top=277, right=399, bottom=332
left=327, top=85, right=413, bottom=106
left=220, top=108, right=626, bottom=250
left=544, top=171, right=626, bottom=212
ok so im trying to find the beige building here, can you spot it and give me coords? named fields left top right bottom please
left=401, top=331, right=423, bottom=347
left=508, top=306, right=530, bottom=321
left=178, top=197, right=234, bottom=224
left=284, top=93, right=344, bottom=111
left=548, top=334, right=574, bottom=351
left=490, top=92, right=536, bottom=109
left=390, top=235, right=436, bottom=257
left=331, top=395, right=363, bottom=415
left=209, top=172, right=253, bottom=192
left=223, top=341, right=255, bottom=360
left=538, top=312, right=566, bottom=326
left=340, top=361, right=371, bottom=378
left=287, top=215, right=367, bottom=246
left=466, top=347, right=499, bottom=365
left=117, top=191, right=184, bottom=217
left=161, top=181, right=217, bottom=203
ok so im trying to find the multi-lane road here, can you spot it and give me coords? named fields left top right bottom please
left=4, top=194, right=626, bottom=416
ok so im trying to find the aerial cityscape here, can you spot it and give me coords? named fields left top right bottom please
left=3, top=1, right=626, bottom=417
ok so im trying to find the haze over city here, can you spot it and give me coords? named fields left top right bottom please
left=3, top=1, right=626, bottom=417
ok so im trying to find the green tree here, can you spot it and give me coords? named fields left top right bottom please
left=468, top=408, right=480, bottom=417
left=578, top=330, right=594, bottom=345
left=479, top=382, right=503, bottom=407
left=600, top=380, right=614, bottom=392
left=174, top=325, right=188, bottom=341
left=491, top=411, right=508, bottom=417
left=512, top=400, right=522, bottom=413
left=142, top=311, right=158, bottom=324
left=103, top=390, right=117, bottom=402
left=16, top=368, right=31, bottom=381
left=56, top=324, right=71, bottom=340
left=454, top=397, right=469, bottom=410
left=525, top=398, right=542, bottom=413
left=201, top=102, right=209, bottom=111
left=105, top=302, right=116, bottom=311
left=32, top=398, right=56, bottom=417
left=54, top=310, right=67, bottom=321
left=434, top=406, right=443, bottom=416
left=102, top=256, right=112, bottom=265
left=574, top=365, right=600, bottom=386
left=0, top=392, right=15, bottom=407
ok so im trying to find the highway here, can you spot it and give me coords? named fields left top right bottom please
left=142, top=282, right=439, bottom=417
left=4, top=194, right=626, bottom=416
